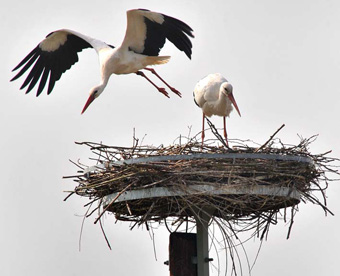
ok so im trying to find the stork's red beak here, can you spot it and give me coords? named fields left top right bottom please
left=228, top=93, right=241, bottom=117
left=81, top=94, right=95, bottom=114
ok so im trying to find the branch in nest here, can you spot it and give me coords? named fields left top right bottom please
left=255, top=124, right=285, bottom=152
left=205, top=117, right=229, bottom=148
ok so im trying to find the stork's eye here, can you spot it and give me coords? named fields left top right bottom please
left=224, top=88, right=231, bottom=94
left=91, top=90, right=99, bottom=98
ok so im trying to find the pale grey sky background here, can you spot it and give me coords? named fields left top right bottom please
left=1, top=0, right=340, bottom=275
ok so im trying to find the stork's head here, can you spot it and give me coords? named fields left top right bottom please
left=81, top=85, right=105, bottom=114
left=221, top=82, right=241, bottom=117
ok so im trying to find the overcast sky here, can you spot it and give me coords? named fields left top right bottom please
left=1, top=0, right=340, bottom=275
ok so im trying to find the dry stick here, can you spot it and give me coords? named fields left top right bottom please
left=76, top=141, right=146, bottom=152
left=63, top=192, right=74, bottom=201
left=79, top=203, right=92, bottom=252
left=131, top=127, right=139, bottom=156
left=206, top=117, right=229, bottom=148
left=94, top=182, right=134, bottom=224
left=130, top=220, right=139, bottom=231
left=251, top=239, right=264, bottom=272
left=286, top=206, right=296, bottom=239
left=68, top=159, right=85, bottom=170
left=63, top=175, right=83, bottom=179
left=83, top=197, right=100, bottom=207
left=139, top=202, right=156, bottom=225
left=126, top=202, right=133, bottom=216
left=255, top=124, right=285, bottom=152
left=99, top=217, right=112, bottom=250
left=173, top=219, right=185, bottom=232
left=86, top=205, right=101, bottom=218
left=303, top=192, right=334, bottom=215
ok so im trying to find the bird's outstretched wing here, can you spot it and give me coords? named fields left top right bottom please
left=121, top=9, right=194, bottom=59
left=11, top=29, right=94, bottom=96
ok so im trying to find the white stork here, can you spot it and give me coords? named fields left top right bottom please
left=194, top=73, right=241, bottom=146
left=11, top=9, right=194, bottom=113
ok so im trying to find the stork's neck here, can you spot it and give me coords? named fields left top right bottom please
left=100, top=77, right=109, bottom=88
left=91, top=78, right=109, bottom=98
left=215, top=88, right=233, bottom=115
left=99, top=74, right=110, bottom=90
left=218, top=89, right=228, bottom=106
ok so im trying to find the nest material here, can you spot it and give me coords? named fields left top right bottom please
left=64, top=124, right=339, bottom=275
left=78, top=153, right=310, bottom=220
left=65, top=125, right=336, bottom=236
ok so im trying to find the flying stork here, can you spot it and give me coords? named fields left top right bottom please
left=11, top=9, right=194, bottom=113
left=194, top=73, right=241, bottom=147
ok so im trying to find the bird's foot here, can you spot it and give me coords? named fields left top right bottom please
left=158, top=87, right=170, bottom=98
left=144, top=67, right=181, bottom=97
left=169, top=87, right=182, bottom=97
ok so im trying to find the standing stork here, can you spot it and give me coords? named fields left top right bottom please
left=194, top=73, right=241, bottom=147
left=11, top=9, right=194, bottom=113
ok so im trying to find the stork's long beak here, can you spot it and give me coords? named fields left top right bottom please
left=81, top=94, right=95, bottom=114
left=228, top=93, right=241, bottom=117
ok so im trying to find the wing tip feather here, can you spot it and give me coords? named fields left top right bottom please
left=11, top=30, right=92, bottom=96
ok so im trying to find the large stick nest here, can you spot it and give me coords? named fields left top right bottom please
left=64, top=124, right=337, bottom=239
left=64, top=124, right=339, bottom=275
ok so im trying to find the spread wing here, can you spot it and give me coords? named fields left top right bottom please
left=121, top=9, right=194, bottom=59
left=11, top=29, right=95, bottom=96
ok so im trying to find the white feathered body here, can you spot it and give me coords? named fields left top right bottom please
left=194, top=73, right=233, bottom=117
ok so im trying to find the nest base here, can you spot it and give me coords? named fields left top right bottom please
left=103, top=183, right=300, bottom=221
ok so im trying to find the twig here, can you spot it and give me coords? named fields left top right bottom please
left=206, top=117, right=229, bottom=148
left=94, top=182, right=134, bottom=224
left=79, top=203, right=92, bottom=252
left=63, top=192, right=74, bottom=201
left=286, top=206, right=296, bottom=239
left=68, top=159, right=85, bottom=170
left=255, top=124, right=285, bottom=152
left=99, top=217, right=112, bottom=250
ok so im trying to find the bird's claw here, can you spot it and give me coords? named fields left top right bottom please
left=170, top=87, right=182, bottom=97
left=158, top=88, right=170, bottom=98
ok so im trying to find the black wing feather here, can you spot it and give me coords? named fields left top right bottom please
left=20, top=55, right=43, bottom=90
left=11, top=50, right=39, bottom=82
left=142, top=17, right=166, bottom=56
left=36, top=68, right=50, bottom=96
left=48, top=68, right=57, bottom=94
left=162, top=15, right=193, bottom=59
left=11, top=32, right=92, bottom=96
left=140, top=11, right=194, bottom=59
left=26, top=57, right=45, bottom=93
left=12, top=47, right=37, bottom=72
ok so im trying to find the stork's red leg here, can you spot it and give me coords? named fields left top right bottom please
left=201, top=113, right=205, bottom=148
left=223, top=116, right=229, bottom=147
left=136, top=71, right=169, bottom=98
left=144, top=68, right=182, bottom=97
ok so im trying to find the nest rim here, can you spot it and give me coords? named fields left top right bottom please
left=84, top=152, right=314, bottom=174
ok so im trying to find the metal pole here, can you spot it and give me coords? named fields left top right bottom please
left=194, top=208, right=214, bottom=276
